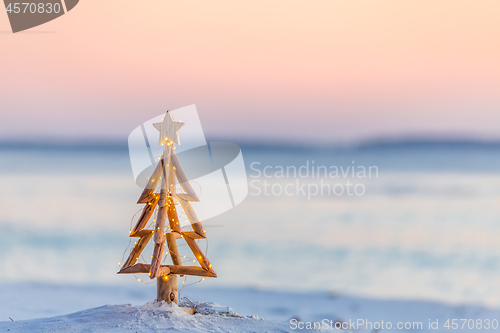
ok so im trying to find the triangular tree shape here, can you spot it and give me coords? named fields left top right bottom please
left=118, top=111, right=216, bottom=304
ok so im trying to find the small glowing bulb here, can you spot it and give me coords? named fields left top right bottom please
left=202, top=278, right=205, bottom=281
left=118, top=262, right=121, bottom=265
left=138, top=279, right=142, bottom=282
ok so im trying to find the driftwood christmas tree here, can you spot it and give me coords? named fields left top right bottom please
left=118, top=111, right=216, bottom=304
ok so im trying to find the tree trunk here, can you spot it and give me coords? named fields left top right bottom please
left=157, top=275, right=178, bottom=304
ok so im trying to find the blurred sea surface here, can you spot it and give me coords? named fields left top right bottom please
left=2, top=142, right=500, bottom=307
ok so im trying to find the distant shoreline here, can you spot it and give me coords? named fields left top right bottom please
left=2, top=138, right=500, bottom=152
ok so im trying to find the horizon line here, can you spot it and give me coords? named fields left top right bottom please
left=3, top=137, right=500, bottom=152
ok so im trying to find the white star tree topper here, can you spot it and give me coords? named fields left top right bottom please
left=153, top=111, right=185, bottom=146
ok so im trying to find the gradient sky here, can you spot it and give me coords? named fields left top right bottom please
left=1, top=0, right=499, bottom=144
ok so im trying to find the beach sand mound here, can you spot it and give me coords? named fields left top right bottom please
left=0, top=301, right=328, bottom=332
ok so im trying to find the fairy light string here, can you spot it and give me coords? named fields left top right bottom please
left=118, top=163, right=211, bottom=290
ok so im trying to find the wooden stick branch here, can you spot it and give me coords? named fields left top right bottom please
left=118, top=263, right=171, bottom=276
left=177, top=198, right=205, bottom=237
left=137, top=144, right=172, bottom=203
left=167, top=265, right=216, bottom=277
left=182, top=231, right=205, bottom=239
left=154, top=188, right=168, bottom=244
left=118, top=263, right=150, bottom=274
left=167, top=196, right=182, bottom=233
left=158, top=266, right=172, bottom=276
left=137, top=162, right=163, bottom=204
left=150, top=242, right=164, bottom=278
left=184, top=237, right=216, bottom=276
left=154, top=145, right=172, bottom=245
left=130, top=229, right=154, bottom=238
left=150, top=146, right=173, bottom=279
left=191, top=222, right=205, bottom=237
left=121, top=232, right=153, bottom=269
left=168, top=156, right=176, bottom=194
left=130, top=195, right=159, bottom=236
left=165, top=161, right=183, bottom=275
left=171, top=150, right=200, bottom=202
left=177, top=197, right=199, bottom=222
left=121, top=133, right=219, bottom=283
left=166, top=233, right=182, bottom=266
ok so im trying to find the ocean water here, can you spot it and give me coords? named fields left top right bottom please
left=2, top=145, right=500, bottom=307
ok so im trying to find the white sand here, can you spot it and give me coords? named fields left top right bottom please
left=1, top=283, right=499, bottom=332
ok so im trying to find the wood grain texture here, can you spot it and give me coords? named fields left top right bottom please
left=184, top=237, right=216, bottom=277
left=167, top=196, right=182, bottom=233
left=118, top=263, right=173, bottom=276
left=159, top=266, right=172, bottom=276
left=118, top=263, right=150, bottom=274
left=137, top=161, right=163, bottom=204
left=138, top=145, right=172, bottom=203
left=149, top=242, right=165, bottom=279
left=157, top=274, right=178, bottom=304
left=130, top=229, right=154, bottom=238
left=167, top=265, right=216, bottom=277
left=122, top=138, right=218, bottom=283
left=121, top=233, right=153, bottom=269
left=168, top=157, right=176, bottom=194
left=154, top=145, right=173, bottom=244
left=182, top=231, right=206, bottom=239
left=166, top=233, right=182, bottom=266
left=154, top=188, right=168, bottom=244
left=130, top=195, right=159, bottom=236
left=177, top=198, right=205, bottom=237
left=177, top=197, right=200, bottom=223
left=191, top=222, right=205, bottom=237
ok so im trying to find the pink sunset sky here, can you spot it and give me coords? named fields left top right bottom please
left=1, top=0, right=499, bottom=144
